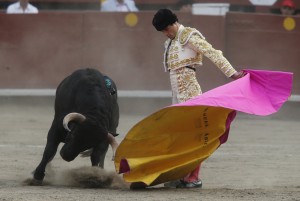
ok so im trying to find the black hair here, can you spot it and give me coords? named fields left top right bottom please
left=152, top=8, right=178, bottom=31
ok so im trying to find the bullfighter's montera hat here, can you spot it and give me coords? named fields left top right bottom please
left=152, top=8, right=178, bottom=31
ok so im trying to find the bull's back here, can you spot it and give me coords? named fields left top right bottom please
left=54, top=68, right=119, bottom=131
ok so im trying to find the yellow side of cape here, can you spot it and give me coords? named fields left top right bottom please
left=115, top=106, right=233, bottom=186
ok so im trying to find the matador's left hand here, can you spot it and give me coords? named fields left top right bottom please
left=230, top=71, right=246, bottom=80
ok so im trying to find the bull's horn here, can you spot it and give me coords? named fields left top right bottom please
left=107, top=132, right=119, bottom=161
left=63, top=112, right=86, bottom=132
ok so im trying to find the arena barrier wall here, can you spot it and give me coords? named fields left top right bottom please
left=0, top=12, right=299, bottom=95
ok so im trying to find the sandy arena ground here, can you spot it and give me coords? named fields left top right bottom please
left=0, top=97, right=299, bottom=201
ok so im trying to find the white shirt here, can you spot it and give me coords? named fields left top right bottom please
left=116, top=2, right=130, bottom=12
left=6, top=2, right=39, bottom=14
left=101, top=0, right=139, bottom=12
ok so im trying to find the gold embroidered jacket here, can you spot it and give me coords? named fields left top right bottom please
left=164, top=25, right=237, bottom=78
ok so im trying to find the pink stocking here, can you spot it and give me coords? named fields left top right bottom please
left=183, top=163, right=201, bottom=182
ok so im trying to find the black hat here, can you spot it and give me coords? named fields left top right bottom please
left=152, top=9, right=178, bottom=31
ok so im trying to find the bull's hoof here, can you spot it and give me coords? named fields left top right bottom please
left=24, top=178, right=43, bottom=186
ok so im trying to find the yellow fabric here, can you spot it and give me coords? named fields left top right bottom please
left=115, top=106, right=234, bottom=186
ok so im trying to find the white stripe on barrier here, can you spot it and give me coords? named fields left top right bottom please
left=0, top=89, right=55, bottom=96
left=288, top=95, right=300, bottom=102
left=0, top=144, right=44, bottom=148
left=0, top=89, right=172, bottom=98
left=118, top=90, right=171, bottom=98
left=0, top=89, right=299, bottom=101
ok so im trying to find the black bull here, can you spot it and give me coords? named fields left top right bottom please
left=31, top=68, right=119, bottom=184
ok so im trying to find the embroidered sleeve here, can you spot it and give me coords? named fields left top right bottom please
left=188, top=34, right=237, bottom=77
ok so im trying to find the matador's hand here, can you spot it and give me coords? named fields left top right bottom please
left=230, top=71, right=246, bottom=80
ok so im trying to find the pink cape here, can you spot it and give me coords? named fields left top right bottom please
left=114, top=69, right=293, bottom=187
left=176, top=69, right=293, bottom=115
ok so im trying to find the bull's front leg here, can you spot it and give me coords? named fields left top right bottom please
left=90, top=141, right=109, bottom=168
left=30, top=141, right=59, bottom=185
left=90, top=133, right=119, bottom=167
left=30, top=126, right=61, bottom=185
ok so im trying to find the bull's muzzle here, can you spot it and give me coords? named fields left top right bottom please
left=60, top=145, right=78, bottom=162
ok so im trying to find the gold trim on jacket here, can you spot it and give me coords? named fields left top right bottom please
left=164, top=25, right=237, bottom=78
